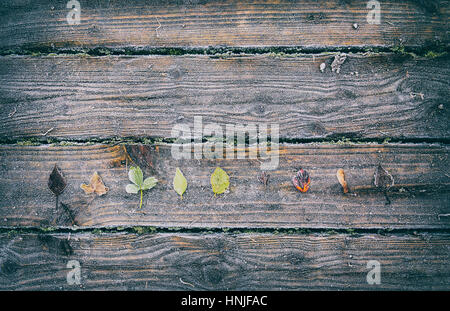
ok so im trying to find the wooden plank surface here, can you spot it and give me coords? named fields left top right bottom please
left=1, top=53, right=449, bottom=141
left=0, top=0, right=449, bottom=292
left=0, top=0, right=448, bottom=51
left=0, top=143, right=448, bottom=229
left=1, top=232, right=449, bottom=290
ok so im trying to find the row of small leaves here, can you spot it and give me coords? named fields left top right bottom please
left=125, top=166, right=230, bottom=208
left=50, top=163, right=391, bottom=210
left=49, top=164, right=230, bottom=210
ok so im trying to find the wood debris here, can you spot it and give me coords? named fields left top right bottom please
left=331, top=53, right=347, bottom=74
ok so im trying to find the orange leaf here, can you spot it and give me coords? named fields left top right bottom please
left=336, top=169, right=349, bottom=193
left=81, top=172, right=109, bottom=196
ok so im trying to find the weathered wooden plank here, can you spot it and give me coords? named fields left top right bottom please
left=0, top=143, right=448, bottom=229
left=0, top=0, right=447, bottom=50
left=0, top=232, right=449, bottom=290
left=0, top=53, right=449, bottom=141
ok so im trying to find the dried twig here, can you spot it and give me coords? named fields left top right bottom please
left=438, top=213, right=450, bottom=220
left=179, top=278, right=195, bottom=288
left=41, top=127, right=54, bottom=136
left=8, top=107, right=17, bottom=118
left=155, top=17, right=162, bottom=37
left=410, top=92, right=424, bottom=100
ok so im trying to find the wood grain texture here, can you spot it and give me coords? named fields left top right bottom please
left=0, top=143, right=448, bottom=229
left=0, top=0, right=448, bottom=50
left=0, top=53, right=449, bottom=141
left=0, top=232, right=449, bottom=290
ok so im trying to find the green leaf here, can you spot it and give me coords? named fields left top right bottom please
left=126, top=165, right=158, bottom=209
left=125, top=184, right=140, bottom=194
left=142, top=177, right=158, bottom=190
left=210, top=167, right=229, bottom=195
left=173, top=167, right=187, bottom=198
left=128, top=166, right=143, bottom=187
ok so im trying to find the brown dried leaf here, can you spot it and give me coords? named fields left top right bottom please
left=292, top=168, right=311, bottom=193
left=258, top=171, right=270, bottom=186
left=48, top=165, right=66, bottom=196
left=81, top=172, right=109, bottom=196
left=374, top=165, right=394, bottom=190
